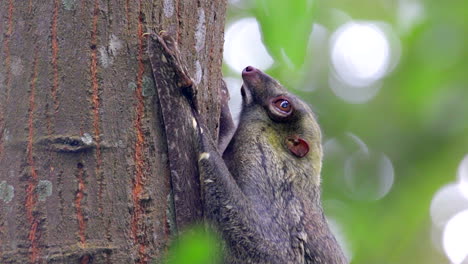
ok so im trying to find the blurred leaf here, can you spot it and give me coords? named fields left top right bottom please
left=163, top=226, right=222, bottom=264
left=254, top=0, right=316, bottom=69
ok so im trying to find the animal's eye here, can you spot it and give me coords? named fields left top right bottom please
left=272, top=97, right=292, bottom=114
left=268, top=95, right=294, bottom=121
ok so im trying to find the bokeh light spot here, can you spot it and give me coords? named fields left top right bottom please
left=430, top=183, right=468, bottom=228
left=457, top=154, right=468, bottom=199
left=223, top=77, right=243, bottom=126
left=299, top=23, right=330, bottom=92
left=328, top=73, right=382, bottom=104
left=327, top=217, right=353, bottom=261
left=331, top=22, right=390, bottom=87
left=344, top=150, right=394, bottom=200
left=328, top=21, right=399, bottom=104
left=397, top=0, right=425, bottom=34
left=224, top=18, right=274, bottom=73
left=443, top=210, right=468, bottom=264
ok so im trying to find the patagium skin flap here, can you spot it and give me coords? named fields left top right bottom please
left=197, top=66, right=347, bottom=264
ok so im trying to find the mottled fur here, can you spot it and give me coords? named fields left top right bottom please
left=195, top=68, right=347, bottom=264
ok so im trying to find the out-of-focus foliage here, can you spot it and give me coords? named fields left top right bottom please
left=162, top=225, right=222, bottom=264
left=253, top=0, right=316, bottom=68
left=224, top=0, right=468, bottom=263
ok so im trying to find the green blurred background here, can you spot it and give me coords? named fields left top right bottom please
left=168, top=0, right=468, bottom=263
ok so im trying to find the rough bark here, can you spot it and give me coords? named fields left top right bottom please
left=0, top=1, right=226, bottom=263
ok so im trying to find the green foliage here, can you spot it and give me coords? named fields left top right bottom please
left=163, top=225, right=222, bottom=264
left=254, top=0, right=316, bottom=69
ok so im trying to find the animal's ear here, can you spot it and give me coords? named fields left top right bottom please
left=286, top=136, right=309, bottom=158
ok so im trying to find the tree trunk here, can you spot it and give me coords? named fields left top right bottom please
left=0, top=1, right=226, bottom=263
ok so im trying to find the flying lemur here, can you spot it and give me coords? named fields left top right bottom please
left=192, top=66, right=348, bottom=264
left=148, top=29, right=346, bottom=263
